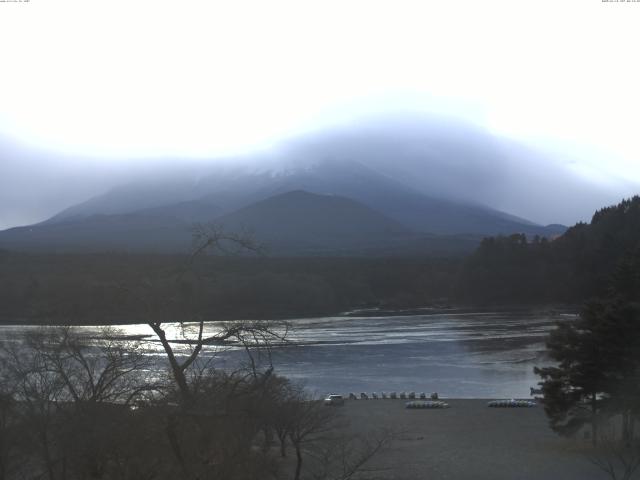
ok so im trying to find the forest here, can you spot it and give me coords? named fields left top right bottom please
left=1, top=196, right=639, bottom=325
left=458, top=196, right=640, bottom=305
left=0, top=251, right=460, bottom=325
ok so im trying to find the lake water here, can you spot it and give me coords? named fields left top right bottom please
left=0, top=310, right=571, bottom=398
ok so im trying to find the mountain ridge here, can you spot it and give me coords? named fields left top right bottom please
left=37, top=157, right=564, bottom=234
left=2, top=114, right=586, bottom=254
left=0, top=183, right=563, bottom=255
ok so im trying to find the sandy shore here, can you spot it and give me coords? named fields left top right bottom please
left=334, top=399, right=604, bottom=480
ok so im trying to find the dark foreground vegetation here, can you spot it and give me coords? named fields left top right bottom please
left=0, top=324, right=391, bottom=480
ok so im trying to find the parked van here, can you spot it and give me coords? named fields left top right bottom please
left=324, top=394, right=345, bottom=406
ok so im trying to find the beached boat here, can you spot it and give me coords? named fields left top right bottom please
left=405, top=400, right=449, bottom=409
left=488, top=399, right=536, bottom=408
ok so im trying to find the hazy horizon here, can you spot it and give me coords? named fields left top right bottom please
left=1, top=109, right=638, bottom=231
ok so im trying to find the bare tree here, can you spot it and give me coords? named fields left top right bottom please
left=279, top=390, right=393, bottom=480
left=148, top=319, right=286, bottom=404
left=119, top=224, right=292, bottom=479
left=0, top=327, right=157, bottom=480
left=117, top=223, right=285, bottom=404
left=28, top=327, right=154, bottom=406
left=587, top=420, right=640, bottom=480
left=310, top=430, right=394, bottom=480
left=0, top=390, right=19, bottom=480
left=268, top=379, right=300, bottom=459
left=287, top=397, right=338, bottom=480
left=2, top=331, right=69, bottom=480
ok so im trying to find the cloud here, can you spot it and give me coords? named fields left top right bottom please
left=0, top=1, right=638, bottom=229
left=0, top=0, right=638, bottom=176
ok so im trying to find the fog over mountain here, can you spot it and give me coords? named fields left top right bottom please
left=1, top=113, right=634, bottom=235
left=0, top=114, right=633, bottom=255
left=260, top=114, right=631, bottom=224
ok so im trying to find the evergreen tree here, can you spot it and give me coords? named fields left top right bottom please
left=535, top=303, right=610, bottom=444
left=535, top=300, right=640, bottom=445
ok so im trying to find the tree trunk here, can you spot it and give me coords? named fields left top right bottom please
left=623, top=410, right=631, bottom=447
left=40, top=428, right=57, bottom=480
left=591, top=393, right=598, bottom=447
left=165, top=414, right=188, bottom=475
left=262, top=426, right=272, bottom=454
left=149, top=324, right=192, bottom=403
left=279, top=436, right=287, bottom=458
left=294, top=444, right=302, bottom=480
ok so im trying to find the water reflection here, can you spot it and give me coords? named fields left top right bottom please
left=0, top=310, right=573, bottom=398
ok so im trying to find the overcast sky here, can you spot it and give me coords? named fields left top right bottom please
left=1, top=0, right=639, bottom=229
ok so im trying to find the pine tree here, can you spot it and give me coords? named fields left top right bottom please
left=535, top=300, right=640, bottom=445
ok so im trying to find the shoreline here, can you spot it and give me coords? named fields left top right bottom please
left=0, top=303, right=578, bottom=327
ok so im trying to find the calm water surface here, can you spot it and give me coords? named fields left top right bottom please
left=0, top=310, right=573, bottom=398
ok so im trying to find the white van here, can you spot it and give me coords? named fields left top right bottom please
left=324, top=394, right=345, bottom=406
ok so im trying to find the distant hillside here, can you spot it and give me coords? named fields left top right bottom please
left=49, top=158, right=564, bottom=237
left=214, top=190, right=415, bottom=254
left=0, top=189, right=480, bottom=255
left=1, top=150, right=566, bottom=255
left=457, top=196, right=640, bottom=303
left=0, top=212, right=194, bottom=253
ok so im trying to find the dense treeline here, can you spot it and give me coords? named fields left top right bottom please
left=0, top=252, right=460, bottom=325
left=531, top=221, right=640, bottom=476
left=3, top=196, right=640, bottom=325
left=458, top=196, right=640, bottom=304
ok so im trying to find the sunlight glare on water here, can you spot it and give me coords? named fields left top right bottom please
left=0, top=310, right=572, bottom=398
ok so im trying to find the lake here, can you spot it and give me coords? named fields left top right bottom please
left=0, top=309, right=571, bottom=398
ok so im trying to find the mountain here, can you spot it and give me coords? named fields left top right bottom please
left=40, top=156, right=563, bottom=230
left=45, top=174, right=210, bottom=223
left=0, top=160, right=564, bottom=254
left=0, top=190, right=431, bottom=255
left=0, top=212, right=193, bottom=253
left=213, top=190, right=415, bottom=254
left=205, top=158, right=561, bottom=237
left=1, top=114, right=581, bottom=254
left=38, top=114, right=592, bottom=237
left=0, top=187, right=485, bottom=255
left=0, top=190, right=414, bottom=254
left=2, top=113, right=631, bottom=233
